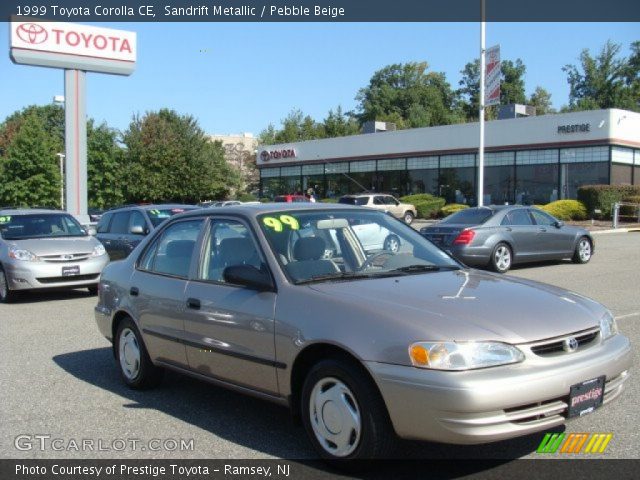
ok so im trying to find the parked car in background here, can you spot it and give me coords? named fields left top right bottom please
left=339, top=193, right=417, bottom=224
left=94, top=203, right=630, bottom=462
left=420, top=205, right=594, bottom=273
left=274, top=194, right=311, bottom=203
left=200, top=200, right=243, bottom=207
left=96, top=204, right=198, bottom=261
left=88, top=208, right=104, bottom=223
left=0, top=208, right=109, bottom=302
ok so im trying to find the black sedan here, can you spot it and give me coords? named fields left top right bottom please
left=420, top=205, right=594, bottom=273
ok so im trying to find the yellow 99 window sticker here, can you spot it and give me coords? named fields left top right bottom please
left=262, top=215, right=300, bottom=232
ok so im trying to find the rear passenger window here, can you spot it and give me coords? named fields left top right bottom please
left=139, top=220, right=203, bottom=278
left=504, top=209, right=533, bottom=226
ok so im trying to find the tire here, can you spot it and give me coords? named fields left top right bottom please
left=572, top=236, right=592, bottom=264
left=383, top=235, right=400, bottom=253
left=490, top=242, right=512, bottom=273
left=0, top=267, right=17, bottom=303
left=301, top=357, right=394, bottom=461
left=403, top=211, right=414, bottom=225
left=114, top=317, right=163, bottom=389
left=87, top=285, right=98, bottom=295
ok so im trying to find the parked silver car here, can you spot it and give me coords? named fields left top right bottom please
left=0, top=208, right=109, bottom=302
left=420, top=205, right=594, bottom=273
left=94, top=204, right=630, bottom=461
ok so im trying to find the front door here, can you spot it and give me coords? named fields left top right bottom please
left=183, top=218, right=278, bottom=394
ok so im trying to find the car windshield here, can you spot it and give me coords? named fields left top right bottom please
left=338, top=197, right=369, bottom=206
left=147, top=207, right=196, bottom=227
left=258, top=209, right=460, bottom=284
left=0, top=213, right=87, bottom=240
left=440, top=208, right=494, bottom=225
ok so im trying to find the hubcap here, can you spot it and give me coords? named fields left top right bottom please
left=494, top=246, right=511, bottom=271
left=579, top=239, right=591, bottom=262
left=404, top=214, right=412, bottom=224
left=309, top=377, right=361, bottom=457
left=119, top=328, right=141, bottom=380
left=386, top=237, right=399, bottom=252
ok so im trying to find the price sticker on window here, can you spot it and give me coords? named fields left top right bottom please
left=262, top=215, right=300, bottom=232
left=0, top=216, right=11, bottom=224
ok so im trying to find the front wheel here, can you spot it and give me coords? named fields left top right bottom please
left=0, top=267, right=17, bottom=303
left=490, top=242, right=512, bottom=273
left=403, top=211, right=414, bottom=225
left=115, top=317, right=163, bottom=389
left=572, top=237, right=592, bottom=264
left=301, top=358, right=394, bottom=461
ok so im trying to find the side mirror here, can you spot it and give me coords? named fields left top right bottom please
left=130, top=225, right=146, bottom=235
left=223, top=265, right=274, bottom=292
left=554, top=220, right=564, bottom=228
left=86, top=227, right=97, bottom=236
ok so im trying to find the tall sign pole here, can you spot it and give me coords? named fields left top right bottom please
left=64, top=69, right=87, bottom=217
left=478, top=0, right=486, bottom=206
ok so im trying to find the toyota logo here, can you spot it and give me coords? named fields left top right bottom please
left=562, top=337, right=579, bottom=353
left=16, top=23, right=48, bottom=45
left=260, top=150, right=270, bottom=162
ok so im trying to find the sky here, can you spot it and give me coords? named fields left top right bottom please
left=1, top=22, right=638, bottom=138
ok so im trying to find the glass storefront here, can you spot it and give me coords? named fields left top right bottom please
left=260, top=145, right=634, bottom=203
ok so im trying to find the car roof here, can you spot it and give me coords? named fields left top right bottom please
left=0, top=208, right=66, bottom=216
left=187, top=202, right=364, bottom=219
left=106, top=204, right=197, bottom=212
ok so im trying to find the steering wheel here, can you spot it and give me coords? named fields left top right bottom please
left=358, top=251, right=395, bottom=271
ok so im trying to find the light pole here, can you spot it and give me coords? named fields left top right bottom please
left=56, top=153, right=65, bottom=210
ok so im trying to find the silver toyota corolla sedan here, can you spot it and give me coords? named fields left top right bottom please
left=1, top=208, right=109, bottom=302
left=420, top=205, right=594, bottom=273
left=94, top=204, right=631, bottom=461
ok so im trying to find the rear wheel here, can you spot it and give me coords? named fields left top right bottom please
left=490, top=243, right=512, bottom=273
left=403, top=211, right=414, bottom=225
left=383, top=235, right=400, bottom=253
left=115, top=317, right=163, bottom=389
left=301, top=357, right=394, bottom=461
left=572, top=236, right=592, bottom=264
left=0, top=267, right=17, bottom=303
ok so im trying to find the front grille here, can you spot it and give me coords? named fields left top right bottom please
left=504, top=397, right=567, bottom=424
left=530, top=328, right=600, bottom=356
left=37, top=274, right=99, bottom=284
left=40, top=253, right=91, bottom=263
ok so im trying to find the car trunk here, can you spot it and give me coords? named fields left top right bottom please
left=421, top=224, right=469, bottom=247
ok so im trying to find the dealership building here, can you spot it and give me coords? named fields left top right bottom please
left=257, top=108, right=640, bottom=205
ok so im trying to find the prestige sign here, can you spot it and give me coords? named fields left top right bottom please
left=557, top=123, right=591, bottom=134
left=10, top=20, right=136, bottom=75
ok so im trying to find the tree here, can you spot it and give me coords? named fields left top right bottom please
left=529, top=86, right=555, bottom=115
left=122, top=109, right=237, bottom=203
left=354, top=62, right=463, bottom=129
left=87, top=121, right=126, bottom=209
left=563, top=40, right=640, bottom=112
left=0, top=112, right=61, bottom=207
left=258, top=109, right=325, bottom=145
left=458, top=58, right=528, bottom=121
left=322, top=106, right=360, bottom=138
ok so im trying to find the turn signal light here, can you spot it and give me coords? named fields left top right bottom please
left=409, top=344, right=430, bottom=366
left=453, top=229, right=476, bottom=245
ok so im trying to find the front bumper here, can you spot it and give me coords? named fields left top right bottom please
left=3, top=255, right=109, bottom=291
left=366, top=333, right=631, bottom=444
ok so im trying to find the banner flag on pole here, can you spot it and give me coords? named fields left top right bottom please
left=485, top=44, right=501, bottom=106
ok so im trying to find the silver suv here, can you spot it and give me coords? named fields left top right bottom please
left=339, top=194, right=417, bottom=224
left=0, top=208, right=109, bottom=302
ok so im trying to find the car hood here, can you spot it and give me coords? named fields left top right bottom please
left=308, top=269, right=604, bottom=344
left=7, top=236, right=97, bottom=256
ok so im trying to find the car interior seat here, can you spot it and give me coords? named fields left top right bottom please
left=285, top=236, right=339, bottom=283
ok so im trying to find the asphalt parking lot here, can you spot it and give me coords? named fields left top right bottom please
left=0, top=232, right=638, bottom=460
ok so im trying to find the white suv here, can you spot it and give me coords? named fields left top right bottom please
left=338, top=194, right=417, bottom=224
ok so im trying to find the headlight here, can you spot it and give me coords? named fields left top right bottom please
left=8, top=246, right=39, bottom=262
left=599, top=311, right=617, bottom=340
left=91, top=244, right=107, bottom=257
left=409, top=341, right=524, bottom=370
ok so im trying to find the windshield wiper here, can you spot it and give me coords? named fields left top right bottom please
left=388, top=264, right=461, bottom=274
left=295, top=271, right=399, bottom=285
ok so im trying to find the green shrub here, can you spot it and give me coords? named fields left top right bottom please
left=320, top=198, right=338, bottom=203
left=259, top=197, right=271, bottom=203
left=623, top=195, right=640, bottom=204
left=439, top=203, right=469, bottom=217
left=237, top=193, right=257, bottom=202
left=540, top=200, right=588, bottom=221
left=414, top=198, right=446, bottom=219
left=577, top=185, right=640, bottom=219
left=399, top=193, right=437, bottom=204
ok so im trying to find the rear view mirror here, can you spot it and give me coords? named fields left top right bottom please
left=223, top=265, right=274, bottom=292
left=86, top=227, right=97, bottom=236
left=130, top=225, right=146, bottom=235
left=554, top=220, right=564, bottom=228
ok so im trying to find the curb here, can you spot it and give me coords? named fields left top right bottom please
left=590, top=228, right=639, bottom=235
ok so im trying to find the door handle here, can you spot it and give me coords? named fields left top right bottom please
left=186, top=298, right=201, bottom=310
left=130, top=287, right=139, bottom=296
left=538, top=228, right=547, bottom=232
left=505, top=227, right=512, bottom=232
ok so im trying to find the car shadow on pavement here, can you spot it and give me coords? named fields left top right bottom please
left=9, top=288, right=94, bottom=304
left=52, top=347, right=557, bottom=464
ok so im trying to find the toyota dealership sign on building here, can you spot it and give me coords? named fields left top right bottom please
left=10, top=20, right=137, bottom=75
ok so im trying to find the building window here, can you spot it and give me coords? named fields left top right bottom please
left=484, top=165, right=516, bottom=205
left=611, top=164, right=633, bottom=185
left=260, top=167, right=280, bottom=178
left=350, top=160, right=376, bottom=173
left=485, top=151, right=514, bottom=166
left=516, top=164, right=559, bottom=204
left=441, top=154, right=475, bottom=168
left=561, top=146, right=609, bottom=164
left=516, top=149, right=557, bottom=165
left=561, top=162, right=609, bottom=199
left=611, top=147, right=634, bottom=165
left=302, top=164, right=324, bottom=175
left=439, top=167, right=476, bottom=205
left=377, top=158, right=406, bottom=171
left=325, top=162, right=348, bottom=174
left=408, top=157, right=438, bottom=170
